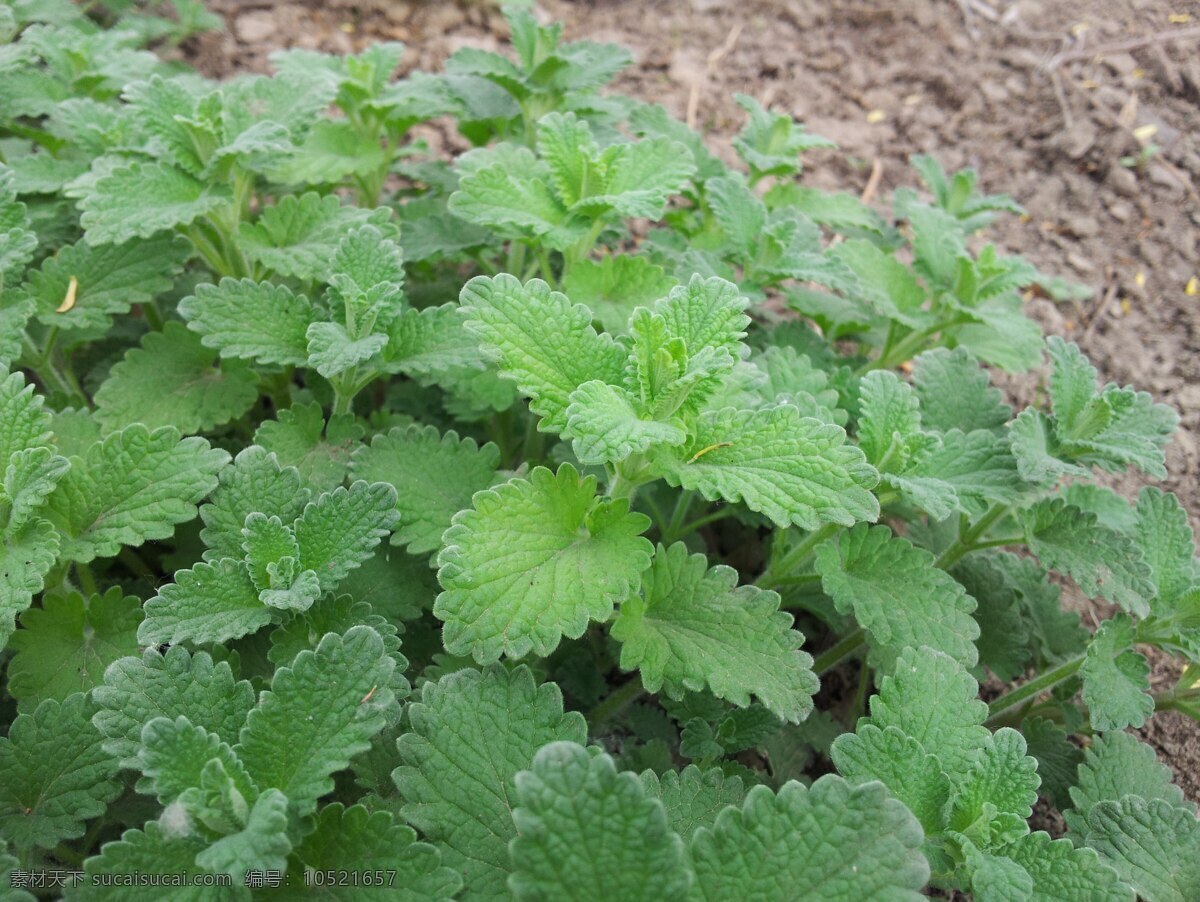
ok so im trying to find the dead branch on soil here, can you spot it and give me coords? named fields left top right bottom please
left=1042, top=24, right=1200, bottom=71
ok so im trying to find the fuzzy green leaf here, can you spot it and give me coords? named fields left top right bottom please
left=435, top=464, right=652, bottom=663
left=8, top=588, right=142, bottom=711
left=459, top=274, right=626, bottom=432
left=1020, top=499, right=1155, bottom=616
left=652, top=405, right=879, bottom=530
left=949, top=727, right=1040, bottom=833
left=94, top=322, right=258, bottom=435
left=0, top=519, right=59, bottom=651
left=286, top=804, right=462, bottom=901
left=562, top=255, right=677, bottom=334
left=79, top=161, right=232, bottom=244
left=1001, top=831, right=1130, bottom=902
left=638, top=766, right=746, bottom=841
left=199, top=446, right=312, bottom=561
left=253, top=403, right=363, bottom=492
left=0, top=694, right=121, bottom=851
left=236, top=626, right=397, bottom=818
left=689, top=777, right=929, bottom=901
left=394, top=665, right=588, bottom=900
left=815, top=524, right=979, bottom=668
left=77, top=823, right=228, bottom=902
left=564, top=380, right=687, bottom=465
left=92, top=645, right=255, bottom=770
left=180, top=278, right=315, bottom=367
left=349, top=425, right=500, bottom=556
left=1081, top=615, right=1154, bottom=732
left=912, top=347, right=1010, bottom=433
left=1087, top=796, right=1200, bottom=902
left=46, top=425, right=228, bottom=563
left=195, top=789, right=292, bottom=880
left=292, top=480, right=399, bottom=592
left=613, top=542, right=817, bottom=722
left=139, top=558, right=272, bottom=646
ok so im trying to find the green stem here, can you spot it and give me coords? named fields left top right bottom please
left=934, top=503, right=1012, bottom=570
left=662, top=491, right=695, bottom=544
left=968, top=535, right=1025, bottom=551
left=777, top=572, right=822, bottom=590
left=813, top=629, right=866, bottom=675
left=588, top=676, right=646, bottom=730
left=672, top=508, right=736, bottom=539
left=119, top=547, right=155, bottom=581
left=536, top=245, right=557, bottom=288
left=756, top=523, right=839, bottom=589
left=984, top=655, right=1085, bottom=725
left=76, top=563, right=98, bottom=597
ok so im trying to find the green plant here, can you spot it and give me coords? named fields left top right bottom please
left=0, top=4, right=1197, bottom=899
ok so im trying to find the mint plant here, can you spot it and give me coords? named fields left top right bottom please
left=1, top=4, right=1198, bottom=899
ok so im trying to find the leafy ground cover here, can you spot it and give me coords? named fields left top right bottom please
left=1, top=2, right=1199, bottom=898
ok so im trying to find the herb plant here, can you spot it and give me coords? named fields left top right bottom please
left=0, top=5, right=1197, bottom=900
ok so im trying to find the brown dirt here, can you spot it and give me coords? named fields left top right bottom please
left=181, top=0, right=1200, bottom=799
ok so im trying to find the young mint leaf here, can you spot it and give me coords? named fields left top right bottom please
left=574, top=135, right=696, bottom=222
left=907, top=204, right=967, bottom=289
left=654, top=274, right=750, bottom=362
left=77, top=824, right=217, bottom=901
left=79, top=160, right=232, bottom=245
left=26, top=234, right=189, bottom=332
left=92, top=645, right=255, bottom=770
left=1009, top=408, right=1089, bottom=487
left=856, top=370, right=925, bottom=470
left=449, top=151, right=583, bottom=250
left=900, top=429, right=1025, bottom=519
left=563, top=380, right=687, bottom=465
left=384, top=303, right=489, bottom=379
left=1087, top=796, right=1200, bottom=902
left=831, top=724, right=952, bottom=835
left=459, top=274, right=626, bottom=432
left=0, top=694, right=121, bottom=851
left=1048, top=335, right=1101, bottom=430
left=271, top=119, right=386, bottom=186
left=349, top=425, right=501, bottom=556
left=1133, top=487, right=1196, bottom=615
left=638, top=765, right=746, bottom=841
left=293, top=480, right=398, bottom=592
left=199, top=446, right=311, bottom=560
left=94, top=322, right=259, bottom=435
left=0, top=369, right=53, bottom=463
left=948, top=727, right=1040, bottom=834
left=194, top=791, right=292, bottom=881
left=562, top=255, right=677, bottom=334
left=287, top=804, right=463, bottom=901
left=827, top=239, right=930, bottom=330
left=8, top=587, right=142, bottom=710
left=237, top=192, right=392, bottom=281
left=140, top=558, right=273, bottom=646
left=612, top=542, right=817, bottom=723
left=1001, top=831, right=1129, bottom=902
left=731, top=93, right=835, bottom=180
left=508, top=742, right=691, bottom=901
left=180, top=278, right=316, bottom=367
left=651, top=405, right=879, bottom=530
left=689, top=777, right=929, bottom=900
left=952, top=555, right=1032, bottom=682
left=814, top=525, right=980, bottom=669
left=1081, top=615, right=1154, bottom=732
left=865, top=646, right=990, bottom=776
left=1065, top=731, right=1194, bottom=838
left=136, top=716, right=256, bottom=812
left=46, top=425, right=229, bottom=563
left=436, top=464, right=652, bottom=663
left=0, top=167, right=37, bottom=281
left=912, top=347, right=1011, bottom=433
left=241, top=513, right=319, bottom=612
left=0, top=519, right=59, bottom=661
left=1021, top=717, right=1082, bottom=810
left=1019, top=499, right=1154, bottom=616
left=394, top=666, right=587, bottom=899
left=236, top=626, right=398, bottom=818
left=953, top=295, right=1045, bottom=373
left=253, top=403, right=363, bottom=492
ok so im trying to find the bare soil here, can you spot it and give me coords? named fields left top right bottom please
left=181, top=0, right=1200, bottom=799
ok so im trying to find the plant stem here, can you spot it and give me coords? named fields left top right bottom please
left=984, top=655, right=1085, bottom=725
left=812, top=628, right=865, bottom=675
left=76, top=563, right=98, bottom=597
left=672, top=508, right=736, bottom=539
left=934, top=503, right=1012, bottom=570
left=756, top=523, right=838, bottom=589
left=661, top=491, right=695, bottom=544
left=588, top=676, right=645, bottom=730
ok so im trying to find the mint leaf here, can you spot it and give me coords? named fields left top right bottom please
left=8, top=587, right=142, bottom=710
left=1066, top=731, right=1193, bottom=838
left=1020, top=499, right=1154, bottom=616
left=254, top=403, right=363, bottom=492
left=79, top=161, right=232, bottom=245
left=638, top=765, right=746, bottom=841
left=815, top=525, right=979, bottom=668
left=139, top=558, right=272, bottom=646
left=460, top=274, right=626, bottom=432
left=92, top=645, right=255, bottom=770
left=1087, top=796, right=1200, bottom=902
left=509, top=742, right=691, bottom=901
left=651, top=405, right=879, bottom=530
left=562, top=255, right=676, bottom=334
left=689, top=777, right=928, bottom=900
left=948, top=727, right=1040, bottom=833
left=180, top=278, right=315, bottom=367
left=349, top=425, right=500, bottom=556
left=435, top=464, right=652, bottom=663
left=1081, top=615, right=1154, bottom=732
left=236, top=626, right=398, bottom=818
left=199, top=446, right=311, bottom=560
left=27, top=234, right=189, bottom=332
left=912, top=347, right=1010, bottom=433
left=287, top=804, right=462, bottom=901
left=564, top=380, right=687, bottom=465
left=46, top=425, right=228, bottom=563
left=831, top=724, right=952, bottom=834
left=1001, top=831, right=1129, bottom=902
left=78, top=823, right=218, bottom=901
left=394, top=666, right=587, bottom=899
left=293, top=480, right=398, bottom=592
left=94, top=322, right=258, bottom=435
left=613, top=542, right=817, bottom=722
left=0, top=519, right=59, bottom=651
left=0, top=694, right=120, bottom=851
